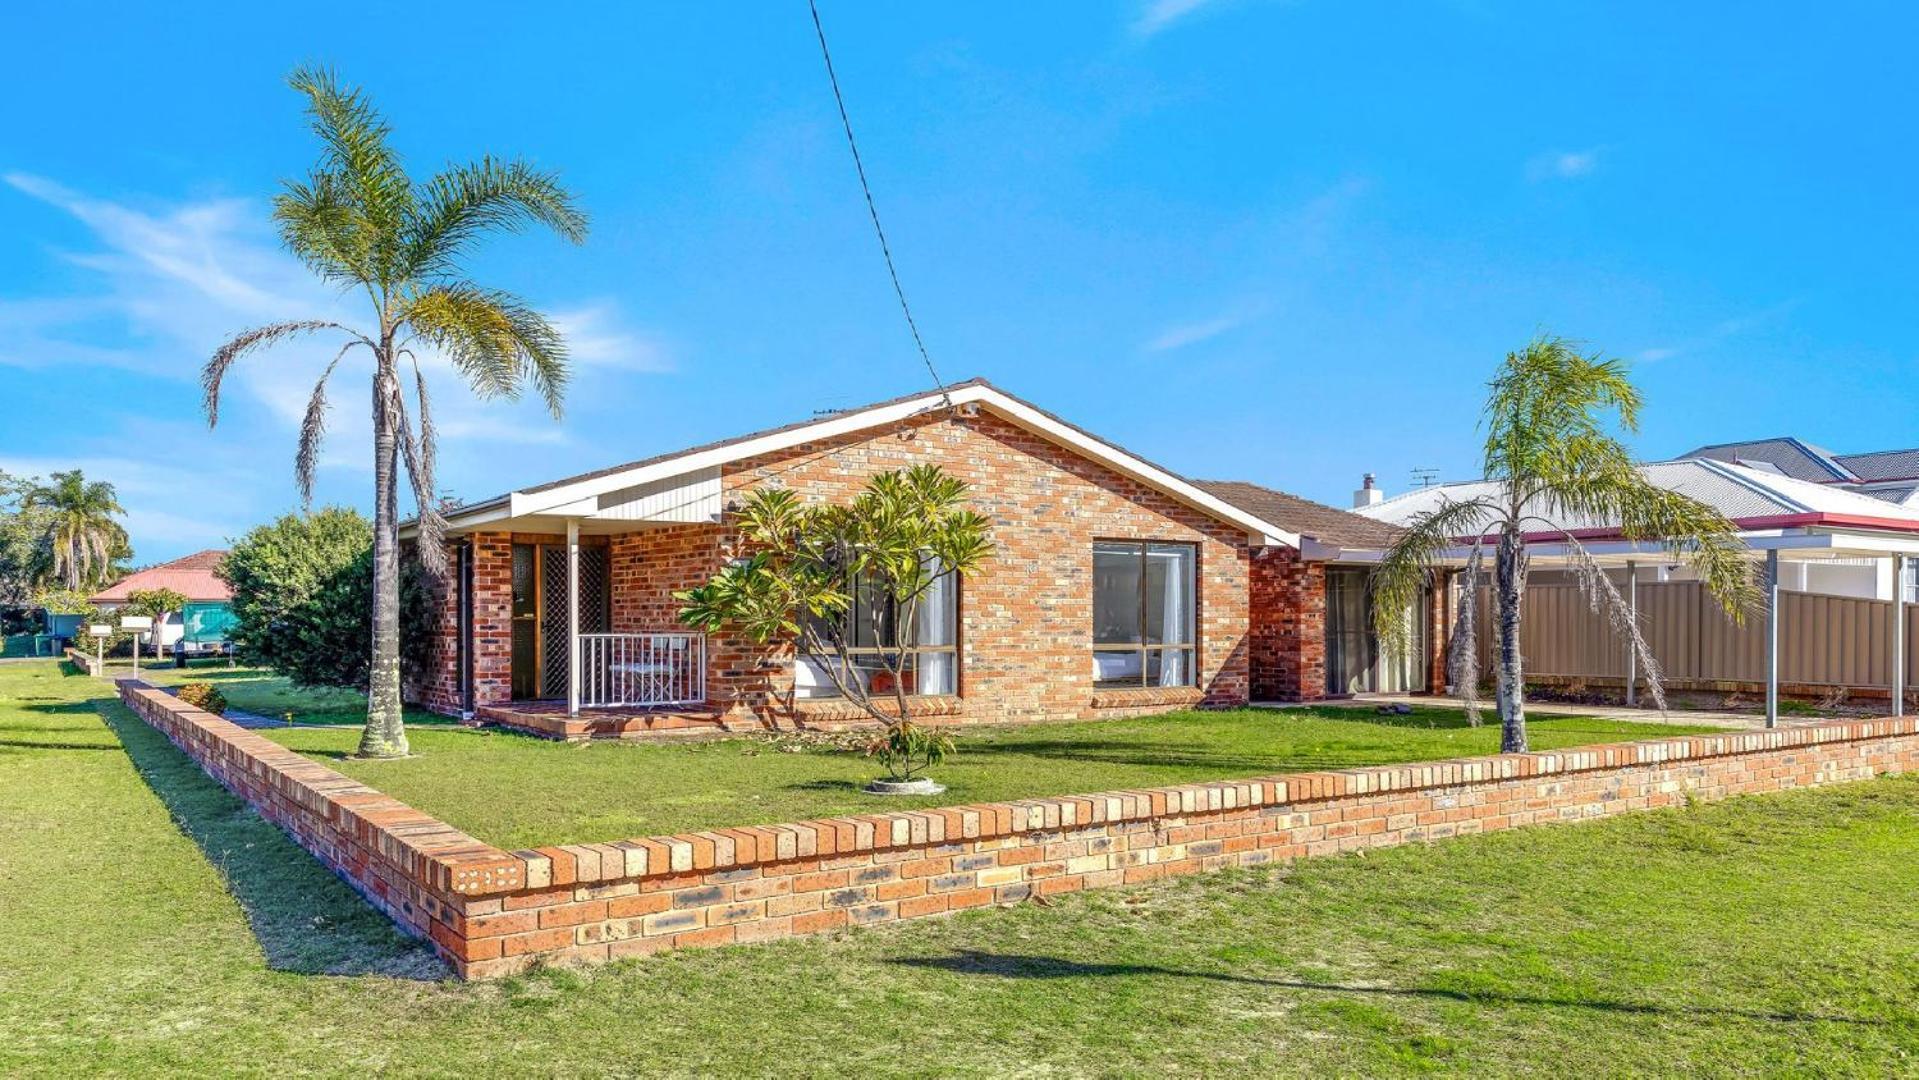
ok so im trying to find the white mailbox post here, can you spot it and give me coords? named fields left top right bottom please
left=119, top=616, right=153, bottom=677
left=88, top=624, right=111, bottom=671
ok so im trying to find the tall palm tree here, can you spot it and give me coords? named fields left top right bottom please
left=204, top=67, right=586, bottom=758
left=1371, top=337, right=1757, bottom=753
left=24, top=470, right=129, bottom=590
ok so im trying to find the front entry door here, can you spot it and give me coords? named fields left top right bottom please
left=508, top=541, right=612, bottom=700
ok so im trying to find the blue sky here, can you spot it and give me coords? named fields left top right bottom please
left=3, top=2, right=1914, bottom=563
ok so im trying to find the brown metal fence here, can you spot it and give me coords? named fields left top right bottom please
left=1474, top=582, right=1919, bottom=690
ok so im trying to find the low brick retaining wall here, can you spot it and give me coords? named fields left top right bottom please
left=66, top=646, right=104, bottom=677
left=120, top=680, right=1919, bottom=980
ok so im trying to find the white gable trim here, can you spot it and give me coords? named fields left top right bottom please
left=445, top=383, right=1299, bottom=548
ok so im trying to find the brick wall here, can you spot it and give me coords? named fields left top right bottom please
left=1250, top=548, right=1326, bottom=701
left=717, top=410, right=1253, bottom=720
left=124, top=677, right=1919, bottom=980
left=118, top=681, right=520, bottom=950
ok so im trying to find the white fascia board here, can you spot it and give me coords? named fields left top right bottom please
left=1301, top=538, right=1365, bottom=561
left=499, top=382, right=1302, bottom=549
left=402, top=500, right=512, bottom=540
left=509, top=388, right=973, bottom=517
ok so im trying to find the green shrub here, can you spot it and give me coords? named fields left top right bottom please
left=176, top=682, right=228, bottom=716
left=221, top=507, right=432, bottom=691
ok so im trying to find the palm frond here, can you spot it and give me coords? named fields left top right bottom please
left=1554, top=532, right=1669, bottom=711
left=406, top=156, right=588, bottom=278
left=401, top=351, right=447, bottom=579
left=1447, top=542, right=1487, bottom=725
left=274, top=170, right=371, bottom=284
left=286, top=66, right=413, bottom=283
left=203, top=320, right=356, bottom=427
left=1596, top=475, right=1759, bottom=623
left=1371, top=495, right=1501, bottom=654
left=1483, top=335, right=1641, bottom=487
left=401, top=284, right=568, bottom=416
left=295, top=341, right=366, bottom=505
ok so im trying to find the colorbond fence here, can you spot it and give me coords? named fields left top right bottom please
left=1475, top=582, right=1919, bottom=694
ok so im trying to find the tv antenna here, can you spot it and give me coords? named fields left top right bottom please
left=1411, top=468, right=1440, bottom=489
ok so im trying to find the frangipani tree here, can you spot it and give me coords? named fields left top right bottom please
left=203, top=67, right=586, bottom=758
left=677, top=465, right=993, bottom=783
left=1371, top=337, right=1757, bottom=753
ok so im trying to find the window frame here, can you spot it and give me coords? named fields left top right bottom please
left=798, top=566, right=961, bottom=699
left=1091, top=539, right=1199, bottom=689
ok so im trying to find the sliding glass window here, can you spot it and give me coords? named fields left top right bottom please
left=795, top=567, right=958, bottom=698
left=1092, top=541, right=1197, bottom=688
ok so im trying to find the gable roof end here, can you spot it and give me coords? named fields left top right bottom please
left=427, top=379, right=1302, bottom=549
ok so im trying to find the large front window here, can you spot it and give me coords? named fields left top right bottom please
left=1092, top=541, right=1197, bottom=688
left=795, top=568, right=958, bottom=698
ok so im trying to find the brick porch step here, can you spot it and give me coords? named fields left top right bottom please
left=475, top=702, right=731, bottom=742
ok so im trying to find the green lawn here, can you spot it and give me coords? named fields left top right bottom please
left=4, top=658, right=1917, bottom=1076
left=130, top=657, right=446, bottom=728
left=259, top=700, right=1716, bottom=849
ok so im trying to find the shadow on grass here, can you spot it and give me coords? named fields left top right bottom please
left=954, top=738, right=1405, bottom=775
left=91, top=692, right=445, bottom=981
left=785, top=778, right=866, bottom=794
left=0, top=737, right=124, bottom=752
left=891, top=950, right=1894, bottom=1027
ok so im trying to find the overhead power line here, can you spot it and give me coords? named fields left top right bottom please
left=807, top=0, right=949, bottom=403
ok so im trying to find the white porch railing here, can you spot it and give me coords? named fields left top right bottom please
left=577, top=632, right=706, bottom=708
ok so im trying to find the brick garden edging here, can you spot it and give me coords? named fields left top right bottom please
left=119, top=680, right=1919, bottom=980
left=65, top=646, right=104, bottom=677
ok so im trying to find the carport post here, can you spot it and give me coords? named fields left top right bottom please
left=1894, top=555, right=1907, bottom=719
left=1625, top=560, right=1638, bottom=706
left=566, top=518, right=581, bottom=716
left=1764, top=549, right=1780, bottom=729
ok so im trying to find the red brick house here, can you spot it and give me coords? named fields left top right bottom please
left=406, top=380, right=1437, bottom=737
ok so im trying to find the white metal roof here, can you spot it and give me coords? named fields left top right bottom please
left=1358, top=458, right=1919, bottom=537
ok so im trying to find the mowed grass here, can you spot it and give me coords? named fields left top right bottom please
left=4, top=658, right=1919, bottom=1076
left=261, top=699, right=1718, bottom=849
left=131, top=658, right=448, bottom=727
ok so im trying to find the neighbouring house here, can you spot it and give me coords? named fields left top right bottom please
left=87, top=549, right=238, bottom=655
left=1681, top=437, right=1919, bottom=509
left=1355, top=458, right=1919, bottom=716
left=404, top=379, right=1442, bottom=738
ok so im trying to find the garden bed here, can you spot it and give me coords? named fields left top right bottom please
left=259, top=705, right=1718, bottom=849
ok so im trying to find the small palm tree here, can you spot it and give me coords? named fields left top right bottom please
left=1371, top=336, right=1757, bottom=753
left=24, top=470, right=129, bottom=590
left=204, top=67, right=587, bottom=758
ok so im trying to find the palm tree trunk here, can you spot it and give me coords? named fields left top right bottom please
left=358, top=364, right=409, bottom=758
left=1494, top=526, right=1527, bottom=753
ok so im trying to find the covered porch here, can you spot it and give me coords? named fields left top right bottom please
left=438, top=464, right=737, bottom=722
left=1377, top=524, right=1919, bottom=728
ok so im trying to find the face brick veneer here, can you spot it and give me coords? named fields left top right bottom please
left=124, top=678, right=1919, bottom=980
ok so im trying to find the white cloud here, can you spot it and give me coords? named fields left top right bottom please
left=1143, top=313, right=1248, bottom=352
left=1132, top=0, right=1217, bottom=38
left=1525, top=148, right=1601, bottom=182
left=0, top=454, right=254, bottom=555
left=0, top=174, right=665, bottom=450
left=1633, top=299, right=1802, bottom=365
left=0, top=174, right=676, bottom=558
left=550, top=302, right=675, bottom=372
